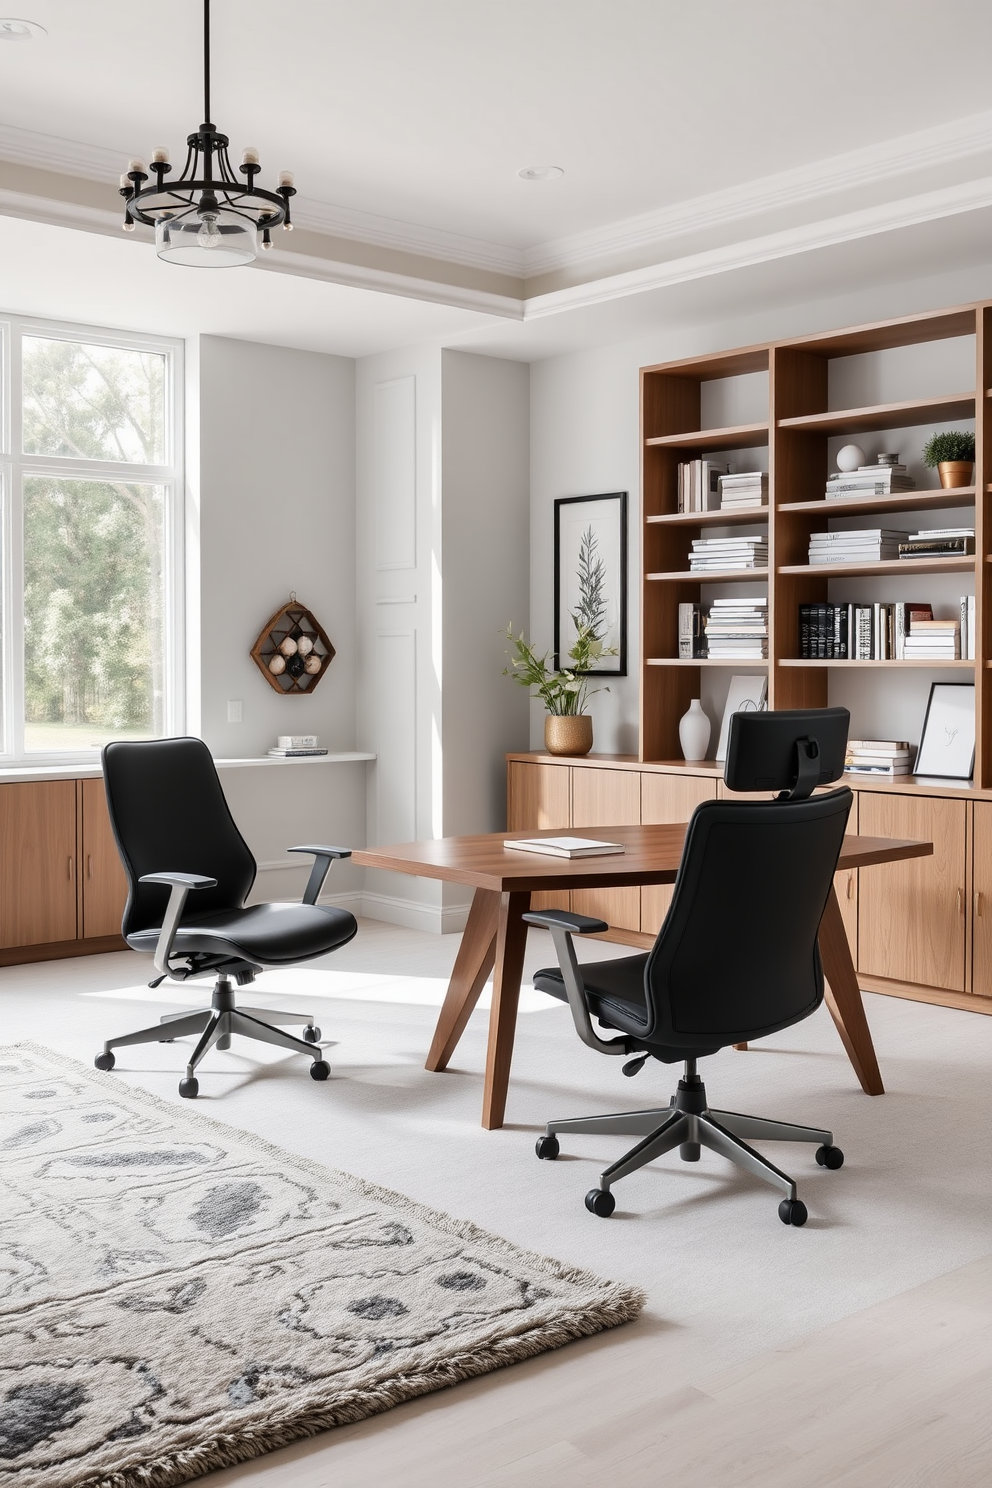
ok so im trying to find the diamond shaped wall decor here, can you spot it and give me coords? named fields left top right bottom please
left=249, top=596, right=335, bottom=694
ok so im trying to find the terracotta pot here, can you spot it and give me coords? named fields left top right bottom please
left=937, top=461, right=974, bottom=490
left=544, top=714, right=593, bottom=757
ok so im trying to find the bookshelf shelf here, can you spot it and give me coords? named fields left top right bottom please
left=779, top=488, right=974, bottom=518
left=779, top=556, right=975, bottom=578
left=647, top=569, right=769, bottom=583
left=647, top=657, right=769, bottom=668
left=777, top=392, right=975, bottom=436
left=645, top=422, right=768, bottom=452
left=778, top=658, right=975, bottom=669
left=647, top=507, right=768, bottom=527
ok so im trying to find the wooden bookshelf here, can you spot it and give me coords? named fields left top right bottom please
left=640, top=299, right=989, bottom=780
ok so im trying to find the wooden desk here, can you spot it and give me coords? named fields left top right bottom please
left=353, top=825, right=933, bottom=1129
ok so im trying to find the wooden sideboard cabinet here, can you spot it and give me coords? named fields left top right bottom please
left=508, top=752, right=991, bottom=1016
left=0, top=777, right=127, bottom=965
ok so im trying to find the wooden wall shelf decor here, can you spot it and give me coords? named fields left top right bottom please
left=250, top=597, right=335, bottom=694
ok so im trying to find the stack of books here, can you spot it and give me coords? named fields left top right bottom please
left=704, top=598, right=768, bottom=659
left=718, top=471, right=767, bottom=510
left=808, top=529, right=903, bottom=565
left=688, top=536, right=767, bottom=572
left=798, top=600, right=939, bottom=659
left=825, top=455, right=915, bottom=501
left=267, top=734, right=328, bottom=758
left=678, top=602, right=706, bottom=658
left=845, top=740, right=913, bottom=778
left=677, top=460, right=728, bottom=513
left=903, top=619, right=961, bottom=660
left=898, top=528, right=975, bottom=559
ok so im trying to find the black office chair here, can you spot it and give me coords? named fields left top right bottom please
left=94, top=737, right=358, bottom=1098
left=526, top=707, right=853, bottom=1226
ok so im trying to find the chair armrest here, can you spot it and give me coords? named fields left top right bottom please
left=523, top=910, right=627, bottom=1058
left=288, top=845, right=352, bottom=905
left=523, top=910, right=608, bottom=934
left=138, top=872, right=217, bottom=979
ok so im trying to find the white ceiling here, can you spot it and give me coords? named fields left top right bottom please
left=2, top=0, right=992, bottom=357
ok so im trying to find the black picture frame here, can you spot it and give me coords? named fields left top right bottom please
left=553, top=491, right=628, bottom=676
left=914, top=681, right=976, bottom=780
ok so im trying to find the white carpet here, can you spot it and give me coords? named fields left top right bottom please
left=1, top=919, right=989, bottom=1396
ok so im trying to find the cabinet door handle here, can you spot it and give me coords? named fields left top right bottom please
left=846, top=873, right=855, bottom=900
left=976, top=892, right=985, bottom=918
left=67, top=856, right=74, bottom=881
left=956, top=887, right=963, bottom=915
left=87, top=854, right=92, bottom=880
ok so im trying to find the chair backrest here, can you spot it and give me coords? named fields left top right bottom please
left=103, top=737, right=256, bottom=937
left=644, top=786, right=853, bottom=1048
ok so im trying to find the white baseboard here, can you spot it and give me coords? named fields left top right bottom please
left=359, top=891, right=469, bottom=936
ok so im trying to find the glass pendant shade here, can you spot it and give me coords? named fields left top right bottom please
left=155, top=209, right=257, bottom=267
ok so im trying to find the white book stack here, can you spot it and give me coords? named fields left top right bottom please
left=845, top=739, right=913, bottom=777
left=703, top=598, right=768, bottom=659
left=902, top=619, right=961, bottom=660
left=808, top=529, right=903, bottom=565
left=825, top=456, right=916, bottom=500
left=689, top=536, right=767, bottom=572
left=718, top=471, right=767, bottom=510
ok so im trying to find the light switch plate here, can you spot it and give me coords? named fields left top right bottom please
left=227, top=700, right=243, bottom=723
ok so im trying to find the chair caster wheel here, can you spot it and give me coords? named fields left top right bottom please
left=309, top=1060, right=330, bottom=1081
left=94, top=1051, right=115, bottom=1072
left=535, top=1135, right=560, bottom=1160
left=179, top=1077, right=199, bottom=1099
left=585, top=1188, right=616, bottom=1218
left=303, top=1025, right=322, bottom=1044
left=679, top=1142, right=701, bottom=1162
left=815, top=1144, right=844, bottom=1169
left=778, top=1198, right=808, bottom=1227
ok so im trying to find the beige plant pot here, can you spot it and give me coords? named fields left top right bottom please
left=937, top=460, right=974, bottom=490
left=544, top=714, right=593, bottom=757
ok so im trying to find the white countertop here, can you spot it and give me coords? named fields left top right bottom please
left=0, top=752, right=376, bottom=784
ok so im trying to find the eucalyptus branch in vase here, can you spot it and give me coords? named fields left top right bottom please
left=502, top=621, right=616, bottom=716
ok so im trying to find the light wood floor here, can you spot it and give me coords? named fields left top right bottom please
left=210, top=1252, right=992, bottom=1487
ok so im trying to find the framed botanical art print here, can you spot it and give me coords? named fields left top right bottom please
left=554, top=491, right=627, bottom=675
left=914, top=682, right=976, bottom=779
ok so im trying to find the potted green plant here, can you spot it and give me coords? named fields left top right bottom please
left=922, top=430, right=976, bottom=490
left=503, top=622, right=615, bottom=755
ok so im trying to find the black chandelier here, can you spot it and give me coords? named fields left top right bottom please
left=119, top=0, right=295, bottom=267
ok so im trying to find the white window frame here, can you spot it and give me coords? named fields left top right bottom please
left=0, top=312, right=185, bottom=765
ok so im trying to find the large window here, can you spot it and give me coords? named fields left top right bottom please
left=0, top=317, right=183, bottom=759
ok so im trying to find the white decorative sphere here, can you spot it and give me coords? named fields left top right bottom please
left=279, top=636, right=298, bottom=656
left=296, top=635, right=314, bottom=656
left=303, top=653, right=321, bottom=674
left=268, top=653, right=286, bottom=675
left=836, top=443, right=866, bottom=473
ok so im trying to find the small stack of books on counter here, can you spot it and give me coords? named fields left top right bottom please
left=688, top=535, right=767, bottom=572
left=808, top=529, right=902, bottom=565
left=704, top=599, right=768, bottom=659
left=825, top=455, right=915, bottom=501
left=845, top=740, right=913, bottom=778
left=718, top=471, right=767, bottom=510
left=677, top=460, right=728, bottom=513
left=902, top=619, right=961, bottom=660
left=267, top=734, right=329, bottom=758
left=898, top=528, right=975, bottom=559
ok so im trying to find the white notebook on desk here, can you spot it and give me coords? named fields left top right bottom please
left=503, top=836, right=625, bottom=858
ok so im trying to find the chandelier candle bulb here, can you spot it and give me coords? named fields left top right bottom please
left=241, top=147, right=259, bottom=166
left=119, top=173, right=130, bottom=189
left=278, top=170, right=294, bottom=188
left=151, top=147, right=170, bottom=164
left=128, top=159, right=147, bottom=175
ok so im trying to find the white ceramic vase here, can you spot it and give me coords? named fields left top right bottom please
left=678, top=698, right=711, bottom=762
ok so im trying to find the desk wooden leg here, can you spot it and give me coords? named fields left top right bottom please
left=425, top=889, right=499, bottom=1072
left=818, top=885, right=884, bottom=1096
left=481, top=891, right=531, bottom=1131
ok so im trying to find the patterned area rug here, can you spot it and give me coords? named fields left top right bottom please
left=0, top=1043, right=643, bottom=1488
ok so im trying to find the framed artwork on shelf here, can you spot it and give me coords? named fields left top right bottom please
left=914, top=682, right=976, bottom=780
left=715, top=674, right=768, bottom=762
left=554, top=491, right=627, bottom=675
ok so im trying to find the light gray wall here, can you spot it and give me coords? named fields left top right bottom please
left=530, top=261, right=992, bottom=758
left=441, top=350, right=530, bottom=837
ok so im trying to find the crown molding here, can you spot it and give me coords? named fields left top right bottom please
left=522, top=109, right=992, bottom=277
left=525, top=175, right=992, bottom=319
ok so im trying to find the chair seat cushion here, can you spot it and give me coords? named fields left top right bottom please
left=533, top=953, right=719, bottom=1063
left=127, top=902, right=358, bottom=965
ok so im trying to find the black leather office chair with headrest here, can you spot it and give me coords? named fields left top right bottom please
left=526, top=707, right=853, bottom=1226
left=94, top=737, right=358, bottom=1098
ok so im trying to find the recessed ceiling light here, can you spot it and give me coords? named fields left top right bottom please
left=0, top=17, right=47, bottom=40
left=517, top=165, right=564, bottom=182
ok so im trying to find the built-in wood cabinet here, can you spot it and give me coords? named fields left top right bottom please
left=506, top=759, right=572, bottom=912
left=0, top=777, right=126, bottom=964
left=508, top=752, right=992, bottom=1015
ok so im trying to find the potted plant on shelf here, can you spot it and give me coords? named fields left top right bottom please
left=922, top=430, right=975, bottom=490
left=503, top=622, right=615, bottom=756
